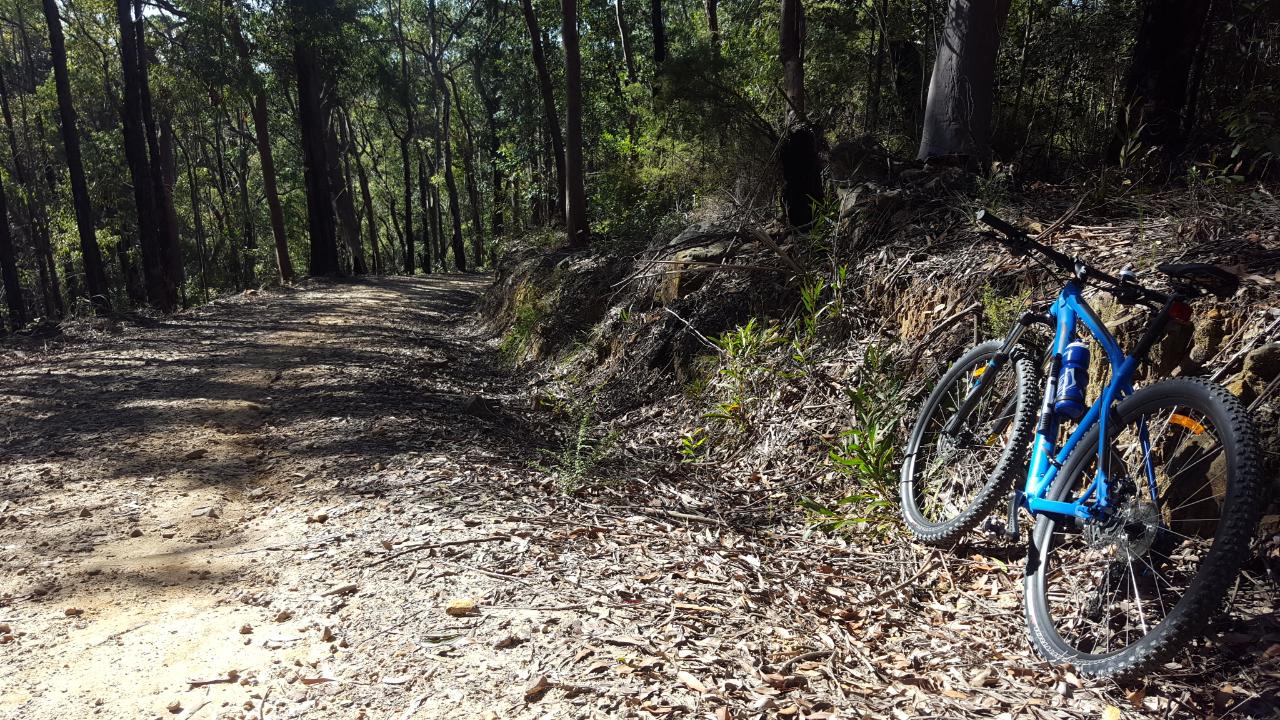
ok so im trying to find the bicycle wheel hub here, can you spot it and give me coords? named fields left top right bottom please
left=1083, top=501, right=1161, bottom=561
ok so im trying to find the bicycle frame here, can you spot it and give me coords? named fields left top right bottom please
left=1017, top=281, right=1139, bottom=521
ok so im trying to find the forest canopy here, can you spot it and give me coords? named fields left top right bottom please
left=0, top=0, right=1275, bottom=329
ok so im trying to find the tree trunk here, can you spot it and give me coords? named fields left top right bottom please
left=180, top=138, right=210, bottom=302
left=706, top=0, right=720, bottom=51
left=134, top=0, right=183, bottom=302
left=917, top=0, right=1012, bottom=165
left=293, top=40, right=341, bottom=276
left=354, top=142, right=380, bottom=274
left=43, top=0, right=110, bottom=310
left=436, top=69, right=467, bottom=271
left=475, top=71, right=505, bottom=241
left=235, top=112, right=257, bottom=286
left=518, top=0, right=566, bottom=223
left=779, top=0, right=823, bottom=231
left=232, top=12, right=294, bottom=283
left=650, top=0, right=666, bottom=65
left=447, top=75, right=485, bottom=267
left=1113, top=0, right=1211, bottom=160
left=397, top=0, right=416, bottom=275
left=615, top=0, right=637, bottom=83
left=416, top=149, right=434, bottom=273
left=0, top=176, right=23, bottom=329
left=324, top=106, right=365, bottom=274
left=562, top=0, right=590, bottom=249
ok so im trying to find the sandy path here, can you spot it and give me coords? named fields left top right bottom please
left=2, top=277, right=1274, bottom=720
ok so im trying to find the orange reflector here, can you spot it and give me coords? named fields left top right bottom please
left=1168, top=413, right=1205, bottom=435
left=973, top=366, right=987, bottom=378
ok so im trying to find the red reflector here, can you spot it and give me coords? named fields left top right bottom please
left=1169, top=301, right=1193, bottom=325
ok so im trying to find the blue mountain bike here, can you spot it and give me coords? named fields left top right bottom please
left=899, top=210, right=1263, bottom=680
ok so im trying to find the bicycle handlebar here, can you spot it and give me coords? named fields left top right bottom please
left=975, top=209, right=1170, bottom=305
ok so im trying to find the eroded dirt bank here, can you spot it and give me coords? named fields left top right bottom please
left=0, top=277, right=1274, bottom=720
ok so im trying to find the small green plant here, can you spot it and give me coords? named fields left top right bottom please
left=976, top=164, right=1015, bottom=209
left=818, top=343, right=906, bottom=531
left=708, top=318, right=784, bottom=433
left=677, top=427, right=708, bottom=462
left=533, top=396, right=618, bottom=491
left=798, top=276, right=829, bottom=343
left=1115, top=101, right=1152, bottom=174
left=980, top=284, right=1030, bottom=336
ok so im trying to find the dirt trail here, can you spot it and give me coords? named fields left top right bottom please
left=1, top=277, right=1274, bottom=720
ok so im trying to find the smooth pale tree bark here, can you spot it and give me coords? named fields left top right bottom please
left=43, top=0, right=111, bottom=310
left=0, top=176, right=22, bottom=329
left=231, top=12, right=294, bottom=283
left=562, top=0, right=590, bottom=248
left=326, top=120, right=366, bottom=274
left=779, top=0, right=823, bottom=231
left=917, top=0, right=1011, bottom=165
left=1113, top=0, right=1211, bottom=160
left=293, top=40, right=341, bottom=276
left=615, top=0, right=637, bottom=83
left=519, top=0, right=566, bottom=223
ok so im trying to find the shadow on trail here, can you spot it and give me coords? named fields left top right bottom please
left=0, top=276, right=550, bottom=503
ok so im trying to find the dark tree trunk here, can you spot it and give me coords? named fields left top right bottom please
left=475, top=72, right=505, bottom=240
left=436, top=69, right=466, bottom=271
left=1113, top=0, right=1212, bottom=161
left=0, top=67, right=30, bottom=325
left=917, top=0, right=1012, bottom=165
left=448, top=75, right=485, bottom=267
left=615, top=0, right=637, bottom=83
left=116, top=0, right=174, bottom=310
left=210, top=113, right=242, bottom=289
left=416, top=149, right=433, bottom=273
left=179, top=138, right=210, bottom=302
left=232, top=13, right=294, bottom=283
left=397, top=3, right=416, bottom=275
left=706, top=0, right=720, bottom=51
left=779, top=0, right=823, bottom=231
left=354, top=143, right=380, bottom=274
left=43, top=0, right=110, bottom=310
left=134, top=0, right=183, bottom=301
left=562, top=0, right=590, bottom=248
left=0, top=176, right=22, bottom=329
left=293, top=40, right=341, bottom=276
left=650, top=0, right=666, bottom=65
left=519, top=0, right=566, bottom=223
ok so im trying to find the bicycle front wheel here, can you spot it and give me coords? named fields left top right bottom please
left=1024, top=378, right=1263, bottom=680
left=899, top=341, right=1038, bottom=545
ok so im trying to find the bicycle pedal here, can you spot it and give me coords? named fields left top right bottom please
left=1004, top=492, right=1022, bottom=543
left=982, top=518, right=1012, bottom=539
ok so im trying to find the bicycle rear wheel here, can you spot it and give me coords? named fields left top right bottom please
left=899, top=341, right=1037, bottom=545
left=1024, top=378, right=1263, bottom=680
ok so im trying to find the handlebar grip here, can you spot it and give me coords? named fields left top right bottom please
left=975, top=209, right=1026, bottom=240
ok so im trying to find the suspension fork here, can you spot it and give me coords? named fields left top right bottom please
left=941, top=310, right=1050, bottom=437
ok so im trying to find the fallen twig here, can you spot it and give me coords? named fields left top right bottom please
left=366, top=534, right=511, bottom=566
